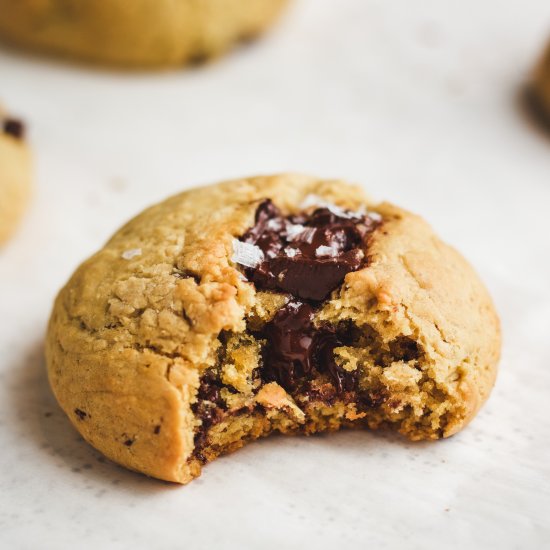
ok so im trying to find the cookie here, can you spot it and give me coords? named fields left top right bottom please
left=46, top=174, right=500, bottom=484
left=526, top=40, right=550, bottom=130
left=0, top=0, right=289, bottom=68
left=0, top=108, right=31, bottom=244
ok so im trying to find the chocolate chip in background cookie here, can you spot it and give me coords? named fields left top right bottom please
left=520, top=85, right=550, bottom=137
left=74, top=408, right=88, bottom=420
left=2, top=117, right=25, bottom=140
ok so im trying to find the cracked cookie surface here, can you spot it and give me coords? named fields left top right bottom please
left=0, top=106, right=31, bottom=244
left=46, top=174, right=500, bottom=483
left=0, top=0, right=289, bottom=68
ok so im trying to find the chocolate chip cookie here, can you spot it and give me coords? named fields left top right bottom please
left=46, top=174, right=500, bottom=483
left=526, top=39, right=550, bottom=130
left=0, top=0, right=289, bottom=68
left=0, top=107, right=31, bottom=244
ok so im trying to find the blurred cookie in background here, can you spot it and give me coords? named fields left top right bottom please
left=0, top=106, right=31, bottom=244
left=524, top=39, right=550, bottom=133
left=0, top=0, right=290, bottom=69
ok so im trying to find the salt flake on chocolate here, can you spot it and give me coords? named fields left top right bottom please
left=284, top=221, right=306, bottom=241
left=267, top=218, right=283, bottom=231
left=316, top=245, right=338, bottom=258
left=300, top=194, right=327, bottom=210
left=300, top=194, right=364, bottom=220
left=297, top=227, right=317, bottom=244
left=121, top=248, right=142, bottom=260
left=231, top=238, right=265, bottom=268
left=369, top=211, right=383, bottom=222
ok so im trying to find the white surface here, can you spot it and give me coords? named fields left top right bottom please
left=1, top=1, right=550, bottom=548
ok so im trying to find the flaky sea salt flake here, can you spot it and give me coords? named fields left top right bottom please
left=231, top=238, right=265, bottom=268
left=267, top=218, right=283, bottom=231
left=300, top=194, right=364, bottom=220
left=284, top=222, right=306, bottom=241
left=316, top=245, right=338, bottom=258
left=369, top=211, right=383, bottom=222
left=300, top=194, right=328, bottom=210
left=298, top=227, right=317, bottom=244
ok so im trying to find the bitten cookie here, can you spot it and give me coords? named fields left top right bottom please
left=0, top=107, right=31, bottom=244
left=46, top=174, right=500, bottom=484
left=526, top=40, right=550, bottom=129
left=0, top=0, right=289, bottom=68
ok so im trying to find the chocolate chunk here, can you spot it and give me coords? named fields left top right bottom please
left=259, top=300, right=358, bottom=393
left=251, top=250, right=363, bottom=301
left=74, top=408, right=87, bottom=420
left=191, top=370, right=227, bottom=456
left=240, top=199, right=379, bottom=301
left=260, top=301, right=316, bottom=390
left=316, top=331, right=358, bottom=393
left=356, top=390, right=387, bottom=410
left=243, top=199, right=285, bottom=259
left=196, top=370, right=223, bottom=406
left=389, top=337, right=420, bottom=362
left=2, top=118, right=25, bottom=140
left=523, top=86, right=550, bottom=134
left=238, top=198, right=382, bottom=393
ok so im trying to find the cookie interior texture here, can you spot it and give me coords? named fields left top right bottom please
left=0, top=109, right=31, bottom=244
left=0, top=0, right=289, bottom=68
left=46, top=175, right=500, bottom=484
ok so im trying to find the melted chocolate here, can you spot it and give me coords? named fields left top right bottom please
left=192, top=198, right=381, bottom=458
left=191, top=370, right=226, bottom=460
left=260, top=301, right=316, bottom=390
left=237, top=199, right=381, bottom=395
left=241, top=200, right=378, bottom=301
left=260, top=300, right=358, bottom=393
left=2, top=118, right=25, bottom=140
